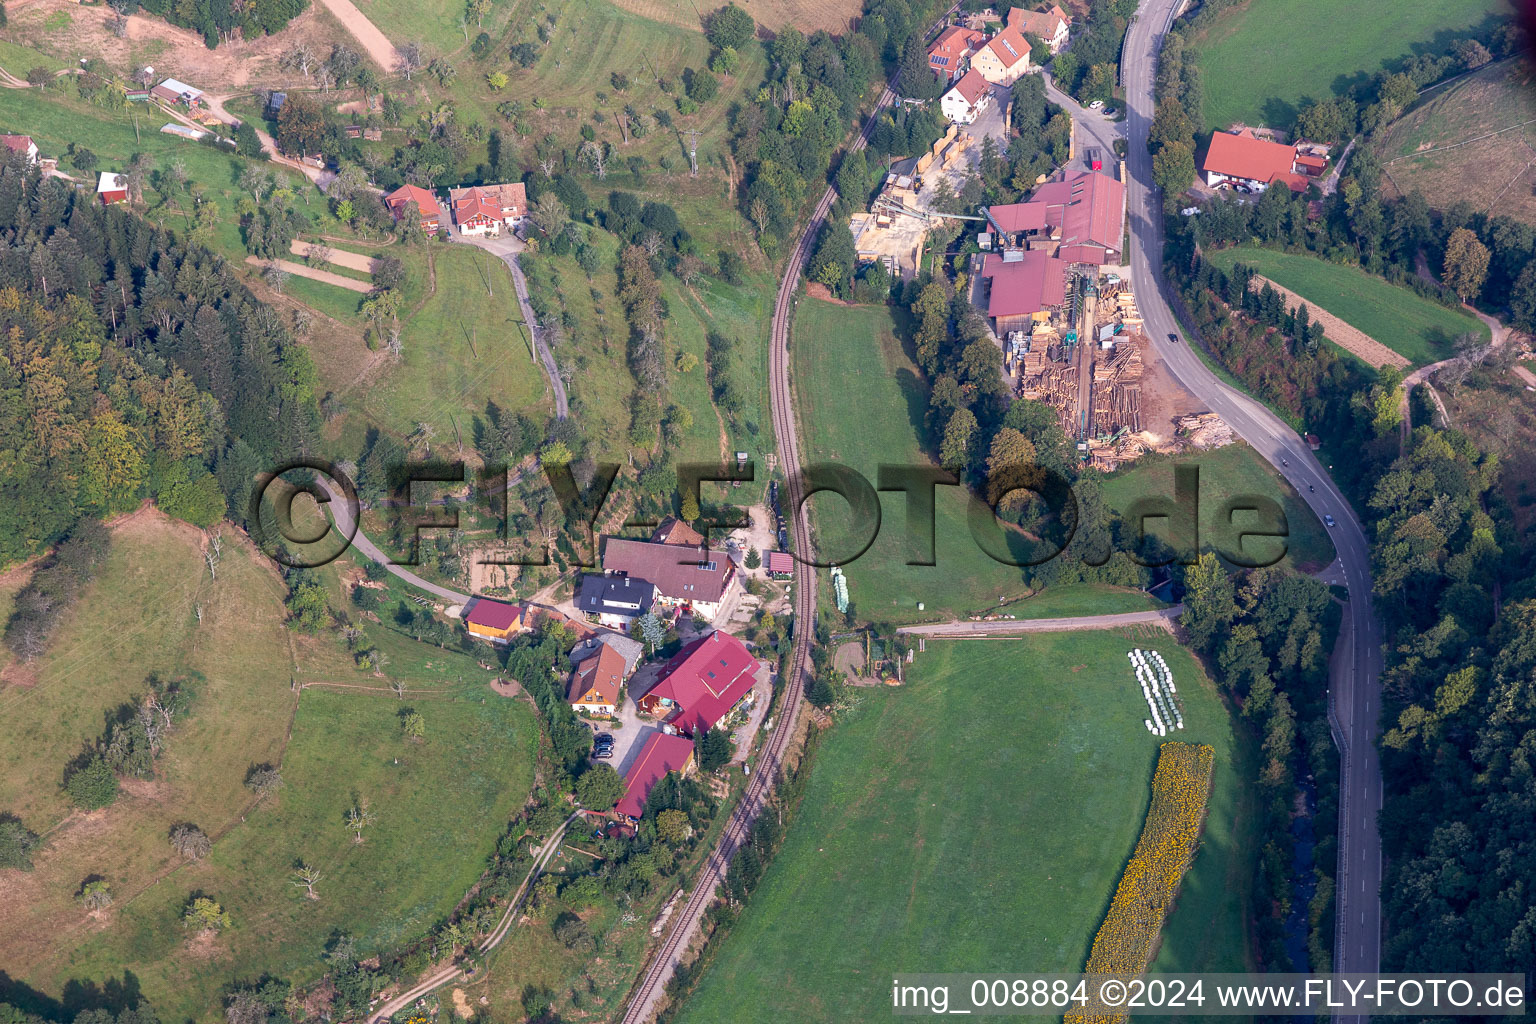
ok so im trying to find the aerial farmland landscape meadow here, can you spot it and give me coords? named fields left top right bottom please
left=0, top=0, right=1533, bottom=1020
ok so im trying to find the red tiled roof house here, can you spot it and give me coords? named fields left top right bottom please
left=941, top=69, right=993, bottom=125
left=463, top=597, right=523, bottom=641
left=1201, top=130, right=1307, bottom=193
left=384, top=184, right=443, bottom=232
left=447, top=182, right=528, bottom=236
left=927, top=25, right=986, bottom=83
left=636, top=630, right=758, bottom=737
left=615, top=732, right=694, bottom=821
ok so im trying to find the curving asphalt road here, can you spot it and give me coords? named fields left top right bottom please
left=1122, top=0, right=1383, bottom=1002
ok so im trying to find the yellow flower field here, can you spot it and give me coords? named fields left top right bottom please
left=1066, top=741, right=1215, bottom=1024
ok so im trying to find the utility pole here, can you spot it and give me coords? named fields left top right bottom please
left=681, top=129, right=703, bottom=177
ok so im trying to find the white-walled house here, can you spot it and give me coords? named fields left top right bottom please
left=941, top=69, right=992, bottom=125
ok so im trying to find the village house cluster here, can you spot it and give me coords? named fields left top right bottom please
left=457, top=516, right=777, bottom=826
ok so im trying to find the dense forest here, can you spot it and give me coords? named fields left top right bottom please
left=0, top=153, right=321, bottom=568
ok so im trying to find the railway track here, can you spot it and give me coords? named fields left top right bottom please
left=615, top=82, right=900, bottom=1024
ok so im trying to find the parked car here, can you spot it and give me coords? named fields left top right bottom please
left=1088, top=99, right=1104, bottom=109
left=1324, top=515, right=1337, bottom=528
left=595, top=733, right=614, bottom=744
left=592, top=746, right=614, bottom=760
left=1103, top=107, right=1117, bottom=117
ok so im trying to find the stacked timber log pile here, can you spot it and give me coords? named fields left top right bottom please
left=1018, top=359, right=1077, bottom=433
left=1089, top=339, right=1143, bottom=437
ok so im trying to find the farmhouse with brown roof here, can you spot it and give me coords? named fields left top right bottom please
left=567, top=641, right=629, bottom=716
left=384, top=184, right=443, bottom=232
left=1201, top=130, right=1308, bottom=193
left=970, top=24, right=1031, bottom=85
left=602, top=536, right=737, bottom=621
left=1006, top=4, right=1071, bottom=52
left=1, top=135, right=38, bottom=164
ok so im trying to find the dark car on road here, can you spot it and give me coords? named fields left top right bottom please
left=1167, top=332, right=1179, bottom=343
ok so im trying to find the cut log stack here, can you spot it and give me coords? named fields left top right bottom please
left=1017, top=359, right=1078, bottom=433
left=1088, top=338, right=1143, bottom=438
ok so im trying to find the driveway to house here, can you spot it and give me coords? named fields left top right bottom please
left=587, top=687, right=660, bottom=778
left=196, top=94, right=326, bottom=183
left=729, top=664, right=774, bottom=763
left=451, top=232, right=571, bottom=419
left=316, top=473, right=472, bottom=604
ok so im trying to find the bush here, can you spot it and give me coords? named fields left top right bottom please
left=717, top=249, right=745, bottom=284
left=0, top=813, right=40, bottom=869
left=685, top=68, right=718, bottom=104
left=65, top=756, right=119, bottom=810
left=575, top=764, right=625, bottom=809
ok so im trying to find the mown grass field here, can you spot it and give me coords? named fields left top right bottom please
left=1191, top=0, right=1507, bottom=130
left=0, top=513, right=538, bottom=1021
left=676, top=631, right=1257, bottom=1023
left=1204, top=247, right=1487, bottom=366
left=1371, top=58, right=1536, bottom=221
left=793, top=297, right=1036, bottom=623
left=1005, top=583, right=1166, bottom=619
left=520, top=214, right=775, bottom=465
left=1097, top=443, right=1336, bottom=572
left=337, top=243, right=552, bottom=452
